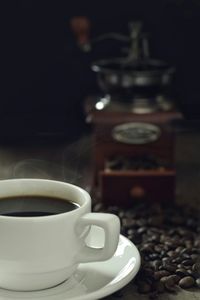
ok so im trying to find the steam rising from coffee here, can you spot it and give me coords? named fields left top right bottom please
left=12, top=135, right=93, bottom=189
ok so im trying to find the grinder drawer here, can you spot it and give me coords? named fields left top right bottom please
left=99, top=169, right=176, bottom=207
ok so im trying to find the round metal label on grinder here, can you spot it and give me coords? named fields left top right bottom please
left=112, top=122, right=161, bottom=144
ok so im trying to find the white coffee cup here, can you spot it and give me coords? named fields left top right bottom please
left=0, top=179, right=120, bottom=291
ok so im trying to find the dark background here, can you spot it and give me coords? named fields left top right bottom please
left=1, top=0, right=200, bottom=140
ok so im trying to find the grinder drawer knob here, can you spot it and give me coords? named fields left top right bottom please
left=130, top=185, right=146, bottom=198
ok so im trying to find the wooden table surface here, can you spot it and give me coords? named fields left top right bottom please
left=0, top=130, right=199, bottom=300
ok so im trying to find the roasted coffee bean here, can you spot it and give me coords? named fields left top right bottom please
left=163, top=244, right=171, bottom=252
left=177, top=264, right=191, bottom=270
left=154, top=245, right=163, bottom=253
left=100, top=200, right=200, bottom=296
left=159, top=250, right=167, bottom=259
left=160, top=276, right=169, bottom=284
left=185, top=241, right=193, bottom=249
left=194, top=240, right=200, bottom=248
left=148, top=235, right=160, bottom=244
left=144, top=255, right=151, bottom=262
left=128, top=233, right=142, bottom=244
left=167, top=250, right=177, bottom=258
left=151, top=260, right=162, bottom=271
left=182, top=259, right=194, bottom=266
left=106, top=158, right=124, bottom=170
left=175, top=246, right=184, bottom=253
left=168, top=228, right=177, bottom=236
left=165, top=241, right=176, bottom=250
left=138, top=267, right=154, bottom=280
left=184, top=266, right=192, bottom=270
left=136, top=219, right=147, bottom=227
left=196, top=278, right=200, bottom=288
left=154, top=270, right=170, bottom=280
left=149, top=253, right=159, bottom=261
left=172, top=257, right=182, bottom=264
left=150, top=227, right=163, bottom=234
left=160, top=234, right=167, bottom=243
left=187, top=269, right=199, bottom=279
left=178, top=276, right=195, bottom=289
left=181, top=253, right=191, bottom=259
left=137, top=226, right=147, bottom=235
left=160, top=275, right=177, bottom=293
left=175, top=268, right=189, bottom=277
left=177, top=228, right=191, bottom=238
left=121, top=218, right=137, bottom=229
left=192, top=262, right=200, bottom=273
left=158, top=265, right=164, bottom=271
left=180, top=248, right=191, bottom=255
left=160, top=275, right=178, bottom=285
left=191, top=248, right=200, bottom=254
left=162, top=257, right=172, bottom=264
left=118, top=211, right=126, bottom=219
left=140, top=243, right=154, bottom=254
left=127, top=234, right=134, bottom=242
left=127, top=228, right=135, bottom=236
left=167, top=274, right=181, bottom=284
left=163, top=263, right=177, bottom=273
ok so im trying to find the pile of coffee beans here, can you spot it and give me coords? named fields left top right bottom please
left=105, top=155, right=171, bottom=171
left=93, top=201, right=200, bottom=298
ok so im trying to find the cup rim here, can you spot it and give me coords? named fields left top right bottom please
left=0, top=178, right=90, bottom=221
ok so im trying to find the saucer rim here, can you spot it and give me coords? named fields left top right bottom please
left=71, top=234, right=141, bottom=300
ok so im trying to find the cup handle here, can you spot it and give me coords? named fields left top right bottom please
left=77, top=213, right=120, bottom=263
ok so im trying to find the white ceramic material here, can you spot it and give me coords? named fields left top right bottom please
left=0, top=179, right=120, bottom=291
left=0, top=226, right=141, bottom=300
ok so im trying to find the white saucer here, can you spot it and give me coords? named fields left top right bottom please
left=0, top=227, right=141, bottom=300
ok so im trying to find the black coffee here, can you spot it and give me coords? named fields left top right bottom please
left=0, top=196, right=79, bottom=217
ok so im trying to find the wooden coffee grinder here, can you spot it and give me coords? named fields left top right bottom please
left=78, top=20, right=183, bottom=207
